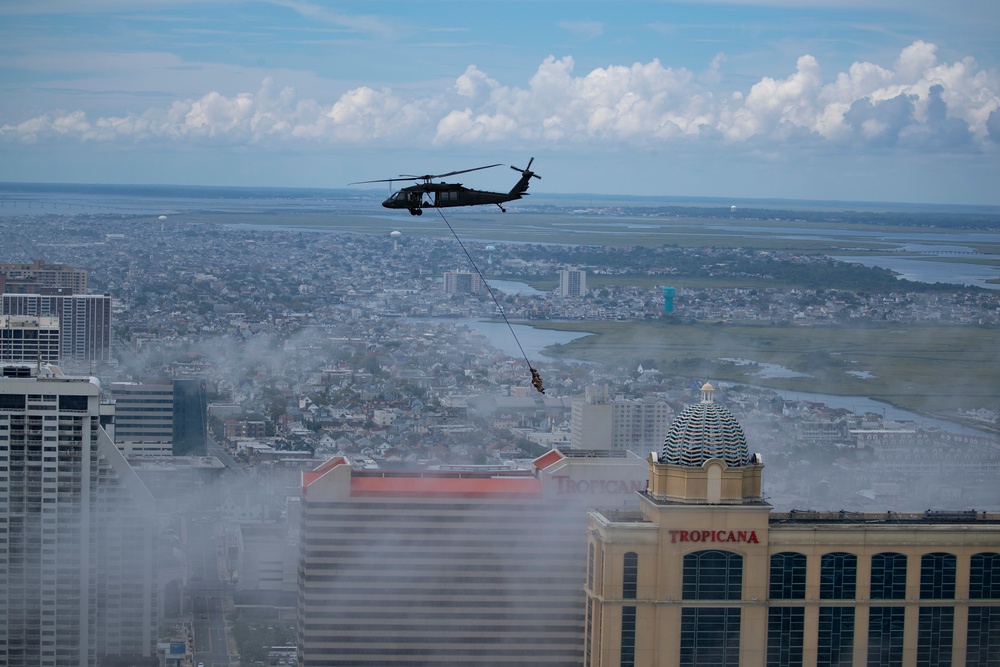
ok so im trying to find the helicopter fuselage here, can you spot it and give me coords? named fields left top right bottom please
left=382, top=182, right=521, bottom=214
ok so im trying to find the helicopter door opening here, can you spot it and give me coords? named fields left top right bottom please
left=435, top=190, right=459, bottom=206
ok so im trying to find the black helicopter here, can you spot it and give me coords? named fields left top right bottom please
left=350, top=158, right=540, bottom=215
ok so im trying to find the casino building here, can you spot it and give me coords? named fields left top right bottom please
left=585, top=384, right=1000, bottom=667
left=297, top=449, right=648, bottom=667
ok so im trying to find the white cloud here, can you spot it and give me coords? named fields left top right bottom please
left=3, top=41, right=999, bottom=153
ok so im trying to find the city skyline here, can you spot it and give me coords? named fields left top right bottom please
left=1, top=1, right=999, bottom=205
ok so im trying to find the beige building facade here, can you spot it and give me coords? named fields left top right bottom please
left=585, top=385, right=1000, bottom=667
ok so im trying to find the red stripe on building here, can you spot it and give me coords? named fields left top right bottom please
left=350, top=476, right=543, bottom=499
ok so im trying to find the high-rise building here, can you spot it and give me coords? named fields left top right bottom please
left=0, top=259, right=88, bottom=294
left=584, top=384, right=1000, bottom=667
left=111, top=378, right=208, bottom=457
left=0, top=364, right=158, bottom=666
left=571, top=385, right=673, bottom=452
left=172, top=378, right=208, bottom=456
left=2, top=293, right=112, bottom=363
left=0, top=315, right=61, bottom=363
left=442, top=270, right=484, bottom=294
left=558, top=268, right=587, bottom=298
left=111, top=380, right=173, bottom=452
left=297, top=450, right=648, bottom=667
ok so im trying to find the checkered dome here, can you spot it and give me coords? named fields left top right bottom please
left=661, top=384, right=749, bottom=468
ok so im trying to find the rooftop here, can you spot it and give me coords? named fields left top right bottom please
left=594, top=508, right=1000, bottom=525
left=770, top=509, right=1000, bottom=525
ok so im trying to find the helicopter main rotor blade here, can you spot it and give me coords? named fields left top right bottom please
left=399, top=163, right=503, bottom=181
left=348, top=177, right=416, bottom=185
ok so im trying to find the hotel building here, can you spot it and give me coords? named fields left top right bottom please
left=0, top=364, right=158, bottom=666
left=585, top=384, right=1000, bottom=667
left=297, top=450, right=648, bottom=667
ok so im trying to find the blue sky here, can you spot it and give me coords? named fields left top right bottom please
left=2, top=1, right=999, bottom=204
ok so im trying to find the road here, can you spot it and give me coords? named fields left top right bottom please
left=188, top=515, right=237, bottom=666
left=209, top=435, right=253, bottom=485
left=192, top=594, right=231, bottom=667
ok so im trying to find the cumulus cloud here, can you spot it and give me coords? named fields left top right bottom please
left=2, top=40, right=998, bottom=155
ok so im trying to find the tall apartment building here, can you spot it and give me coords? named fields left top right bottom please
left=297, top=450, right=648, bottom=667
left=558, top=267, right=587, bottom=297
left=0, top=315, right=61, bottom=363
left=570, top=385, right=672, bottom=452
left=0, top=364, right=158, bottom=666
left=0, top=259, right=87, bottom=294
left=111, top=379, right=208, bottom=457
left=442, top=270, right=484, bottom=294
left=2, top=293, right=112, bottom=363
left=585, top=384, right=1000, bottom=667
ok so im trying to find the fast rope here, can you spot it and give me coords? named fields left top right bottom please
left=435, top=206, right=545, bottom=394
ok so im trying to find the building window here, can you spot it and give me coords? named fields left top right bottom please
left=623, top=552, right=638, bottom=600
left=618, top=552, right=638, bottom=667
left=57, top=395, right=87, bottom=411
left=969, top=552, right=1000, bottom=599
left=766, top=607, right=804, bottom=667
left=621, top=606, right=636, bottom=667
left=870, top=552, right=907, bottom=600
left=680, top=608, right=740, bottom=667
left=966, top=607, right=1000, bottom=667
left=585, top=598, right=593, bottom=667
left=683, top=550, right=743, bottom=600
left=920, top=553, right=957, bottom=600
left=587, top=543, right=595, bottom=592
left=818, top=607, right=855, bottom=667
left=917, top=606, right=954, bottom=667
left=769, top=552, right=806, bottom=600
left=820, top=552, right=857, bottom=600
left=867, top=606, right=905, bottom=667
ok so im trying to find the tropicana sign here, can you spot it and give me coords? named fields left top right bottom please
left=669, top=529, right=760, bottom=544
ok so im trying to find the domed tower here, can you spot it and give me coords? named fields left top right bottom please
left=648, top=383, right=764, bottom=504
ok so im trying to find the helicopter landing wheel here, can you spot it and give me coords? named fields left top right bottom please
left=415, top=208, right=423, bottom=215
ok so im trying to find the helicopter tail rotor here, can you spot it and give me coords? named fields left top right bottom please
left=510, top=157, right=540, bottom=180
left=508, top=158, right=540, bottom=197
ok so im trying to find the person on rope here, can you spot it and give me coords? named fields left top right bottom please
left=530, top=367, right=545, bottom=394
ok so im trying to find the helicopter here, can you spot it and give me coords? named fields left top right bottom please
left=350, top=158, right=540, bottom=215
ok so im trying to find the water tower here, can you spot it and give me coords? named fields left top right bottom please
left=662, top=286, right=676, bottom=313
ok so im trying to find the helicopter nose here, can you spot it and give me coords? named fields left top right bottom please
left=381, top=198, right=392, bottom=208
